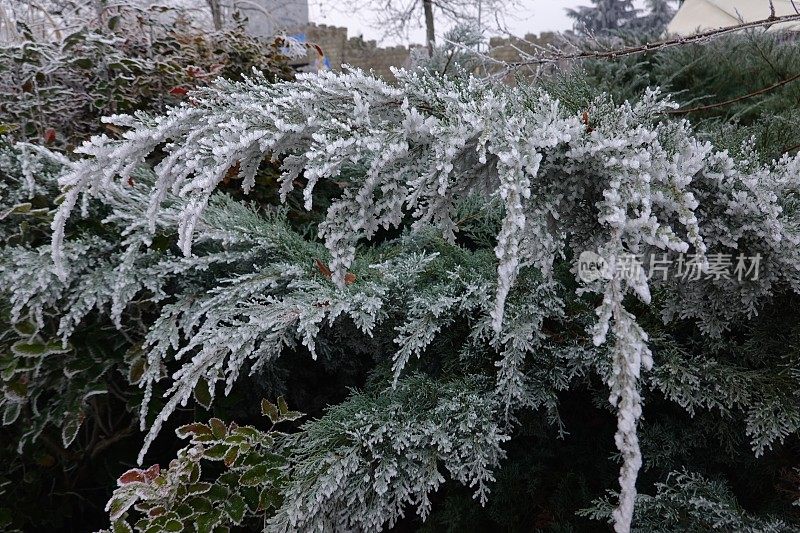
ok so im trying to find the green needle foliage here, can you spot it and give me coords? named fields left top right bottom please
left=1, top=19, right=800, bottom=533
left=573, top=31, right=800, bottom=159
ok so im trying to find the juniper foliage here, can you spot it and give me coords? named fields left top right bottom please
left=3, top=25, right=800, bottom=533
left=566, top=0, right=678, bottom=37
left=18, top=56, right=797, bottom=532
left=572, top=31, right=800, bottom=158
left=580, top=469, right=800, bottom=532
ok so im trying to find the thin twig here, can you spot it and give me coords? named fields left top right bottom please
left=90, top=421, right=137, bottom=459
left=507, top=13, right=800, bottom=67
left=781, top=143, right=800, bottom=154
left=440, top=49, right=455, bottom=75
left=668, top=73, right=800, bottom=115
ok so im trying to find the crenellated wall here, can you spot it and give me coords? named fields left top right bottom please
left=487, top=32, right=558, bottom=64
left=304, top=24, right=420, bottom=79
left=301, top=23, right=558, bottom=80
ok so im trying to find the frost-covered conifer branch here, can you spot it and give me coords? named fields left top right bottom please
left=580, top=469, right=798, bottom=531
left=649, top=327, right=800, bottom=456
left=34, top=67, right=800, bottom=531
left=269, top=376, right=509, bottom=532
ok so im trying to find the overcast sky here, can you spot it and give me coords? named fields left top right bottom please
left=308, top=0, right=582, bottom=45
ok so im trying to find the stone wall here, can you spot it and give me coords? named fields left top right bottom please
left=304, top=24, right=420, bottom=79
left=487, top=32, right=558, bottom=64
left=301, top=23, right=558, bottom=81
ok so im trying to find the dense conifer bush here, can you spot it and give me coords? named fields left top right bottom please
left=1, top=22, right=799, bottom=533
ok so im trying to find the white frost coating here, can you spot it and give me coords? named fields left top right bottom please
left=591, top=240, right=655, bottom=533
left=43, top=68, right=800, bottom=527
left=269, top=378, right=510, bottom=532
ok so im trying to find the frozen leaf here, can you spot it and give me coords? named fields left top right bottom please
left=209, top=418, right=226, bottom=439
left=194, top=379, right=212, bottom=409
left=261, top=399, right=279, bottom=423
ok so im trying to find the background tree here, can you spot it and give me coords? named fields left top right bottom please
left=566, top=0, right=677, bottom=36
left=206, top=0, right=224, bottom=30
left=630, top=0, right=676, bottom=34
left=566, top=0, right=640, bottom=35
left=344, top=0, right=512, bottom=54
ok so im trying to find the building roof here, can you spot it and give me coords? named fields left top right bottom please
left=667, top=0, right=800, bottom=35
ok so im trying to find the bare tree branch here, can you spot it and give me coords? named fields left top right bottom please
left=506, top=13, right=800, bottom=67
left=667, top=73, right=800, bottom=115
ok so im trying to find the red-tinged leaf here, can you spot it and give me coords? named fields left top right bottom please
left=209, top=417, right=227, bottom=439
left=176, top=422, right=212, bottom=438
left=118, top=468, right=145, bottom=485
left=43, top=128, right=56, bottom=144
left=314, top=258, right=332, bottom=279
left=143, top=464, right=160, bottom=481
left=147, top=505, right=167, bottom=518
left=104, top=123, right=123, bottom=135
left=169, top=86, right=189, bottom=96
left=314, top=259, right=356, bottom=285
left=221, top=162, right=240, bottom=185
